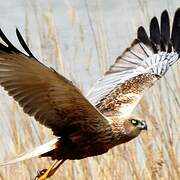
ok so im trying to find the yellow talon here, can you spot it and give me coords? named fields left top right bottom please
left=34, top=159, right=65, bottom=180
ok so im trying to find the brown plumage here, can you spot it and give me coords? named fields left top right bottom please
left=0, top=8, right=180, bottom=180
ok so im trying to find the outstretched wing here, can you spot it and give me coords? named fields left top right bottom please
left=87, top=9, right=180, bottom=117
left=0, top=28, right=109, bottom=137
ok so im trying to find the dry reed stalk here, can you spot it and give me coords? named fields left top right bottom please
left=0, top=1, right=179, bottom=180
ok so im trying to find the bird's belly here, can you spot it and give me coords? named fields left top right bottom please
left=61, top=141, right=109, bottom=160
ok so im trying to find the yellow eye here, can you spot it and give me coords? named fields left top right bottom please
left=131, top=119, right=138, bottom=125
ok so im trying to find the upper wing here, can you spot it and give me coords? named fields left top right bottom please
left=0, top=28, right=109, bottom=137
left=87, top=9, right=180, bottom=117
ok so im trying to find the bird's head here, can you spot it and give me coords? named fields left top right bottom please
left=123, top=117, right=147, bottom=138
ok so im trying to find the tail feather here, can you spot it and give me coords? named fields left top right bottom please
left=0, top=138, right=59, bottom=166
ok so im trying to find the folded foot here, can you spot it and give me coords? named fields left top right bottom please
left=34, top=159, right=65, bottom=180
left=34, top=169, right=48, bottom=180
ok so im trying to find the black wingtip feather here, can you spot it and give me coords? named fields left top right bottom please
left=16, top=28, right=36, bottom=59
left=150, top=17, right=161, bottom=52
left=0, top=28, right=20, bottom=53
left=161, top=10, right=170, bottom=51
left=171, top=8, right=180, bottom=54
left=137, top=8, right=180, bottom=56
left=137, top=26, right=151, bottom=46
left=0, top=28, right=37, bottom=59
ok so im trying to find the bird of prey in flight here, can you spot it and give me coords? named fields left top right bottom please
left=0, top=8, right=179, bottom=180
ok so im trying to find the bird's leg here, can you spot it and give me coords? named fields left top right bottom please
left=35, top=159, right=65, bottom=180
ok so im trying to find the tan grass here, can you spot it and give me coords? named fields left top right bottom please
left=0, top=1, right=179, bottom=180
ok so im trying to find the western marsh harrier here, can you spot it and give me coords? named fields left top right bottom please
left=0, top=8, right=179, bottom=180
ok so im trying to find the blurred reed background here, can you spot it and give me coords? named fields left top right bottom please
left=0, top=0, right=179, bottom=179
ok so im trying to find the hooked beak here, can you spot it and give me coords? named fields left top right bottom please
left=138, top=121, right=148, bottom=130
